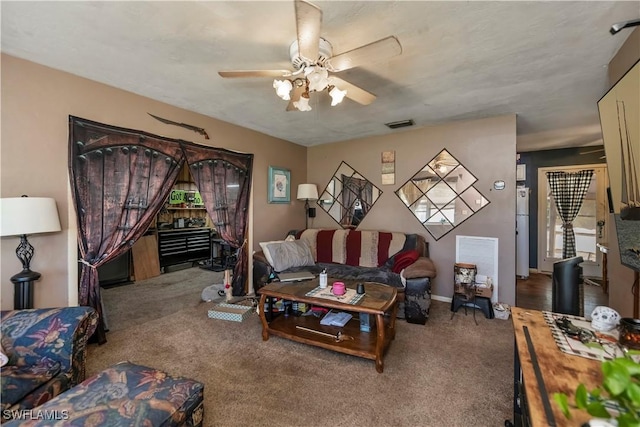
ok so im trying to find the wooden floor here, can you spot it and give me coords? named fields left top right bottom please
left=516, top=272, right=609, bottom=316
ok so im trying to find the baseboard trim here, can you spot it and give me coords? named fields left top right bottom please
left=432, top=294, right=452, bottom=304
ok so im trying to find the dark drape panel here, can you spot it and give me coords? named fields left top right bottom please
left=69, top=117, right=185, bottom=343
left=359, top=181, right=373, bottom=215
left=341, top=177, right=357, bottom=225
left=182, top=142, right=253, bottom=296
left=546, top=170, right=594, bottom=259
left=341, top=174, right=373, bottom=224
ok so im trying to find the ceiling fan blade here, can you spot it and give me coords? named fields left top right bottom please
left=580, top=148, right=605, bottom=154
left=330, top=77, right=376, bottom=105
left=218, top=70, right=292, bottom=78
left=286, top=86, right=305, bottom=111
left=327, top=36, right=402, bottom=72
left=295, top=0, right=322, bottom=62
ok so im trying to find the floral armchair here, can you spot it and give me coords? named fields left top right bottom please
left=0, top=307, right=98, bottom=420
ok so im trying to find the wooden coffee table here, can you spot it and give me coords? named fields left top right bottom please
left=257, top=278, right=398, bottom=373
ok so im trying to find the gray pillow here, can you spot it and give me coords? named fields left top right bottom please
left=265, top=240, right=315, bottom=272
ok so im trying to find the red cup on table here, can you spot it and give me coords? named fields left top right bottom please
left=332, top=282, right=346, bottom=296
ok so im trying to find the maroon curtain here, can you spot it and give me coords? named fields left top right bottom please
left=182, top=142, right=253, bottom=296
left=69, top=117, right=185, bottom=343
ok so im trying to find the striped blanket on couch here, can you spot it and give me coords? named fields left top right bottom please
left=296, top=229, right=409, bottom=268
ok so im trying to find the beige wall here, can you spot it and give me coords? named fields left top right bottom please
left=1, top=54, right=518, bottom=309
left=0, top=54, right=307, bottom=310
left=604, top=28, right=639, bottom=317
left=307, top=115, right=518, bottom=304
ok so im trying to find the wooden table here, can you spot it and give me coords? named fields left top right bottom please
left=511, top=307, right=602, bottom=426
left=257, top=279, right=397, bottom=373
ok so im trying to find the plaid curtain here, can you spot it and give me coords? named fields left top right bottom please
left=546, top=170, right=594, bottom=259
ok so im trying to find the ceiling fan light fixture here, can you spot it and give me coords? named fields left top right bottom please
left=219, top=1, right=402, bottom=112
left=293, top=91, right=312, bottom=111
left=306, top=66, right=329, bottom=92
left=273, top=79, right=293, bottom=100
left=329, top=85, right=347, bottom=106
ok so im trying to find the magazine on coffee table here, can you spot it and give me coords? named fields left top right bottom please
left=320, top=310, right=353, bottom=327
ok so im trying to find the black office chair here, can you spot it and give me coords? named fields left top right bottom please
left=552, top=256, right=584, bottom=316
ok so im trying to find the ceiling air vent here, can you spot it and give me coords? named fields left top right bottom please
left=385, top=119, right=414, bottom=130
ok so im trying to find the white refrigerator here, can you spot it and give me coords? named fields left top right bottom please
left=516, top=188, right=530, bottom=279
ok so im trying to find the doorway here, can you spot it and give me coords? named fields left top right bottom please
left=70, top=116, right=253, bottom=343
left=537, top=164, right=608, bottom=278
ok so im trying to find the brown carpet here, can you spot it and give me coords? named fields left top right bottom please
left=101, top=267, right=225, bottom=333
left=89, top=272, right=515, bottom=427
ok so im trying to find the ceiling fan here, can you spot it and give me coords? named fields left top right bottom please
left=580, top=148, right=606, bottom=160
left=218, top=0, right=402, bottom=112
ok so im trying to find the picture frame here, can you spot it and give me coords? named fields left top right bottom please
left=268, top=166, right=291, bottom=204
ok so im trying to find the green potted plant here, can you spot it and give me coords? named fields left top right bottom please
left=553, top=353, right=640, bottom=427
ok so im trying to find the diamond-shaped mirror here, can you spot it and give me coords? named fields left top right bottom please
left=395, top=149, right=490, bottom=240
left=318, top=161, right=382, bottom=229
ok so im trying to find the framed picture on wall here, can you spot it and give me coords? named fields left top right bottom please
left=268, top=166, right=291, bottom=204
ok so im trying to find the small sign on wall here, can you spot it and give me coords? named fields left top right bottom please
left=382, top=151, right=395, bottom=185
left=169, top=189, right=186, bottom=204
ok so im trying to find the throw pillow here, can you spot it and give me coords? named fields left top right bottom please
left=265, top=240, right=315, bottom=272
left=392, top=249, right=420, bottom=274
left=403, top=257, right=437, bottom=279
left=259, top=240, right=285, bottom=268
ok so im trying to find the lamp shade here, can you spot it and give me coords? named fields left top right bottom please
left=297, top=184, right=318, bottom=201
left=293, top=95, right=312, bottom=112
left=0, top=197, right=62, bottom=237
left=329, top=86, right=347, bottom=106
left=273, top=79, right=293, bottom=100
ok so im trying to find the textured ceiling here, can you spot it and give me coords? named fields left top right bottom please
left=1, top=1, right=638, bottom=150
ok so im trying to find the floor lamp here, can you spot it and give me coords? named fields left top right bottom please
left=0, top=196, right=62, bottom=309
left=297, top=184, right=318, bottom=229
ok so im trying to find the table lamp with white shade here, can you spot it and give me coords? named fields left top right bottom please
left=297, top=184, right=318, bottom=229
left=0, top=196, right=62, bottom=309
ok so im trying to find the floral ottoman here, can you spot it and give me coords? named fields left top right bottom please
left=5, top=361, right=204, bottom=426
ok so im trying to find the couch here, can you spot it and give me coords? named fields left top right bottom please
left=3, top=361, right=205, bottom=427
left=0, top=307, right=98, bottom=421
left=254, top=228, right=437, bottom=322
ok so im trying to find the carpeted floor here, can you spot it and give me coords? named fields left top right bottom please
left=101, top=267, right=225, bottom=333
left=90, top=270, right=515, bottom=426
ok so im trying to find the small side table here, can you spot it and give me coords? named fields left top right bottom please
left=450, top=282, right=494, bottom=324
left=451, top=282, right=478, bottom=325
